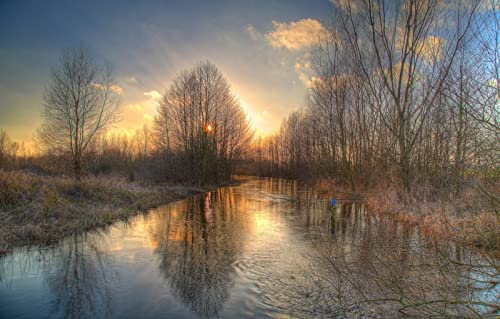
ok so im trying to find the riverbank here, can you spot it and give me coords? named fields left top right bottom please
left=0, top=170, right=212, bottom=253
left=316, top=179, right=500, bottom=255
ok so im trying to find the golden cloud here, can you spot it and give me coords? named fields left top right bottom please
left=110, top=84, right=123, bottom=95
left=92, top=83, right=105, bottom=90
left=92, top=83, right=123, bottom=94
left=395, top=29, right=446, bottom=63
left=295, top=53, right=316, bottom=87
left=297, top=72, right=323, bottom=88
left=416, top=36, right=446, bottom=62
left=266, top=18, right=327, bottom=50
left=294, top=60, right=311, bottom=72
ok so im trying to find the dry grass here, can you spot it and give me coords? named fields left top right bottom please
left=316, top=178, right=500, bottom=255
left=0, top=169, right=206, bottom=252
left=368, top=189, right=499, bottom=254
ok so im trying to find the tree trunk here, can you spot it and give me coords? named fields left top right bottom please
left=74, top=157, right=82, bottom=181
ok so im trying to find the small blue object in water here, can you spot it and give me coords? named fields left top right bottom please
left=330, top=198, right=336, bottom=207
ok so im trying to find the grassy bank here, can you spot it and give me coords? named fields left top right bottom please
left=0, top=170, right=209, bottom=253
left=317, top=179, right=500, bottom=255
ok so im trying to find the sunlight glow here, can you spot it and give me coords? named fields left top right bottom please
left=234, top=92, right=274, bottom=137
left=253, top=211, right=275, bottom=234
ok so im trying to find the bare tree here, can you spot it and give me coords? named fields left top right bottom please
left=330, top=0, right=480, bottom=190
left=0, top=129, right=19, bottom=168
left=254, top=0, right=490, bottom=194
left=153, top=62, right=253, bottom=184
left=36, top=48, right=120, bottom=180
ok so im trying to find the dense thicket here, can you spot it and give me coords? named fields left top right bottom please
left=251, top=0, right=499, bottom=200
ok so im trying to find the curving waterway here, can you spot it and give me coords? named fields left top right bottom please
left=0, top=178, right=498, bottom=318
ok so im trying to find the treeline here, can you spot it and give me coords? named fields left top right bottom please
left=0, top=129, right=34, bottom=170
left=1, top=48, right=252, bottom=186
left=250, top=0, right=499, bottom=198
left=86, top=62, right=252, bottom=185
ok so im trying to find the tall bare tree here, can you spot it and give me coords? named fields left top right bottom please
left=153, top=62, right=252, bottom=184
left=332, top=0, right=480, bottom=190
left=37, top=48, right=120, bottom=180
left=252, top=0, right=499, bottom=200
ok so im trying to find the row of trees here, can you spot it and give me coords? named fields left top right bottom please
left=4, top=0, right=497, bottom=190
left=78, top=125, right=151, bottom=178
left=4, top=48, right=253, bottom=185
left=0, top=129, right=32, bottom=169
left=0, top=129, right=19, bottom=167
left=252, top=0, right=499, bottom=196
left=0, top=126, right=151, bottom=177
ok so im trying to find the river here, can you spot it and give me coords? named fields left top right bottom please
left=0, top=178, right=498, bottom=318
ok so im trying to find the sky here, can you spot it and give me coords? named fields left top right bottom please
left=0, top=0, right=335, bottom=145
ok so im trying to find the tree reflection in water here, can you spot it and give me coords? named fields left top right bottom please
left=45, top=235, right=113, bottom=319
left=2, top=179, right=496, bottom=318
left=150, top=188, right=247, bottom=318
left=0, top=232, right=114, bottom=319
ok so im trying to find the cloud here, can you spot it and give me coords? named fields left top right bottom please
left=298, top=73, right=310, bottom=86
left=144, top=90, right=162, bottom=100
left=245, top=24, right=259, bottom=40
left=294, top=60, right=311, bottom=72
left=110, top=84, right=123, bottom=95
left=375, top=62, right=415, bottom=84
left=298, top=73, right=322, bottom=88
left=92, top=83, right=105, bottom=90
left=266, top=18, right=327, bottom=50
left=124, top=76, right=139, bottom=85
left=92, top=83, right=123, bottom=94
left=394, top=27, right=446, bottom=62
left=416, top=36, right=446, bottom=62
left=294, top=53, right=316, bottom=87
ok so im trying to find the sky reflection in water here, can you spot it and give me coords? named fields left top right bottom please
left=0, top=178, right=496, bottom=318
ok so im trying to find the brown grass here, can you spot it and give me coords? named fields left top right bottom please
left=368, top=189, right=499, bottom=253
left=316, top=178, right=500, bottom=255
left=0, top=170, right=207, bottom=252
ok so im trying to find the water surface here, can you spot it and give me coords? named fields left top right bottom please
left=0, top=178, right=497, bottom=318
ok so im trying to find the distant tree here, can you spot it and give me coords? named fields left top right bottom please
left=0, top=129, right=20, bottom=168
left=134, top=124, right=150, bottom=161
left=36, top=48, right=120, bottom=180
left=0, top=129, right=10, bottom=167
